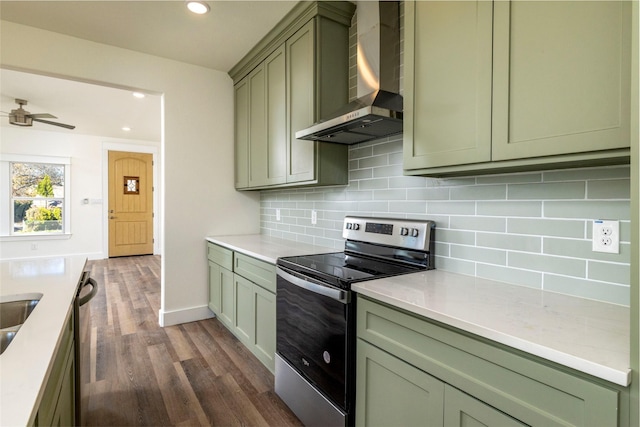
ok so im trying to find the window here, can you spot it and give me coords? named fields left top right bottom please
left=1, top=154, right=71, bottom=238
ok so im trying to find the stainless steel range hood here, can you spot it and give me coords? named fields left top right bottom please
left=295, top=1, right=402, bottom=145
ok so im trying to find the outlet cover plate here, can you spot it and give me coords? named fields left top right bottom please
left=592, top=220, right=620, bottom=254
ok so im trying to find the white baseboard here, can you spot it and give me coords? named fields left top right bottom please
left=158, top=304, right=214, bottom=327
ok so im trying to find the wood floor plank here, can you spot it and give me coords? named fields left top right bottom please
left=84, top=255, right=302, bottom=427
left=172, top=360, right=210, bottom=426
left=164, top=324, right=199, bottom=362
left=147, top=343, right=203, bottom=426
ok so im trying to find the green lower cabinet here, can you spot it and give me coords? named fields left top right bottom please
left=206, top=242, right=276, bottom=373
left=233, top=274, right=255, bottom=346
left=253, top=284, right=276, bottom=371
left=357, top=339, right=526, bottom=427
left=232, top=273, right=277, bottom=373
left=207, top=260, right=234, bottom=328
left=356, top=296, right=625, bottom=427
left=50, top=351, right=76, bottom=427
left=36, top=311, right=75, bottom=427
left=356, top=339, right=445, bottom=427
left=444, top=386, right=526, bottom=427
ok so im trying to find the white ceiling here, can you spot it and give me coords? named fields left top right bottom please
left=1, top=69, right=164, bottom=141
left=0, top=0, right=300, bottom=140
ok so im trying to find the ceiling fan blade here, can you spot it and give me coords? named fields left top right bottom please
left=28, top=113, right=57, bottom=119
left=32, top=118, right=76, bottom=130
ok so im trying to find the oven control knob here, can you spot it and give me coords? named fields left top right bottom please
left=400, top=227, right=409, bottom=236
left=346, top=223, right=352, bottom=230
left=411, top=228, right=419, bottom=237
left=352, top=223, right=360, bottom=230
left=323, top=351, right=331, bottom=364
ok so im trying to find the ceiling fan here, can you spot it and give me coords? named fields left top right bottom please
left=3, top=98, right=75, bottom=130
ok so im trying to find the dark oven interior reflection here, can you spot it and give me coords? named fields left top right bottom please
left=276, top=272, right=354, bottom=410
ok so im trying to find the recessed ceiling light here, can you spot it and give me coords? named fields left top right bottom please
left=187, top=1, right=210, bottom=14
left=122, top=127, right=131, bottom=132
left=132, top=92, right=145, bottom=99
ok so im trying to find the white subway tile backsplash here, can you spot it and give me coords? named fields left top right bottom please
left=477, top=201, right=542, bottom=217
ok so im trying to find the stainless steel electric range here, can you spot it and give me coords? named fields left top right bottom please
left=275, top=216, right=435, bottom=426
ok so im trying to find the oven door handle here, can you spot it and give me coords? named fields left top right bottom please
left=276, top=267, right=349, bottom=304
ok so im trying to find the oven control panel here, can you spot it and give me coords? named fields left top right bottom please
left=343, top=216, right=435, bottom=251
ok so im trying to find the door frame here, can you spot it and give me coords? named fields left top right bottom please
left=101, top=142, right=160, bottom=258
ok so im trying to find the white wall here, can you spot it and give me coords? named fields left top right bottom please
left=0, top=21, right=261, bottom=326
left=0, top=127, right=160, bottom=260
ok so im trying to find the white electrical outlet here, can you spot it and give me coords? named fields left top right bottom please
left=592, top=220, right=620, bottom=254
left=276, top=208, right=281, bottom=221
left=311, top=210, right=317, bottom=225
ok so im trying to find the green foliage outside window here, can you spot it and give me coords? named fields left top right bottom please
left=12, top=164, right=65, bottom=234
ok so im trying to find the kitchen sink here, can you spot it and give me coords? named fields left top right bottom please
left=0, top=327, right=20, bottom=355
left=0, top=299, right=40, bottom=329
left=0, top=294, right=42, bottom=355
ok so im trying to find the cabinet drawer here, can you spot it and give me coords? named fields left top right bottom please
left=207, top=242, right=233, bottom=270
left=234, top=253, right=276, bottom=293
left=357, top=296, right=619, bottom=427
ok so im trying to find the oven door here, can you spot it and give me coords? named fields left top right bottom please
left=276, top=266, right=350, bottom=411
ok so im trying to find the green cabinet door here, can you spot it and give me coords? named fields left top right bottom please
left=492, top=1, right=631, bottom=161
left=218, top=266, right=234, bottom=328
left=247, top=64, right=267, bottom=187
left=234, top=78, right=249, bottom=189
left=249, top=46, right=287, bottom=187
left=444, top=386, right=527, bottom=427
left=208, top=260, right=234, bottom=318
left=234, top=273, right=254, bottom=346
left=264, top=45, right=287, bottom=185
left=36, top=311, right=75, bottom=427
left=253, top=284, right=276, bottom=373
left=403, top=0, right=493, bottom=170
left=286, top=20, right=316, bottom=184
left=356, top=339, right=445, bottom=427
left=50, top=349, right=76, bottom=427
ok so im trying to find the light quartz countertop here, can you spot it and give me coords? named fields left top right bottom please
left=208, top=234, right=630, bottom=387
left=353, top=270, right=631, bottom=387
left=206, top=234, right=336, bottom=264
left=0, top=256, right=87, bottom=427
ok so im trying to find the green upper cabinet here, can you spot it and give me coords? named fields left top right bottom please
left=404, top=0, right=632, bottom=177
left=286, top=21, right=315, bottom=184
left=231, top=1, right=354, bottom=190
left=234, top=78, right=249, bottom=189
left=403, top=1, right=493, bottom=171
left=246, top=47, right=287, bottom=187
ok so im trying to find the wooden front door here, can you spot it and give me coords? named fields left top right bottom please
left=108, top=151, right=153, bottom=257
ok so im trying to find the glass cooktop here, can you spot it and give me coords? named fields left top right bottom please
left=277, top=252, right=424, bottom=289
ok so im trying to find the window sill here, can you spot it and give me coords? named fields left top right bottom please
left=0, top=233, right=72, bottom=242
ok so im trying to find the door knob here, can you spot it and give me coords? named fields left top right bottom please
left=109, top=210, right=114, bottom=213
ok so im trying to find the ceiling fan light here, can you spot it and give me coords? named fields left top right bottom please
left=186, top=1, right=210, bottom=15
left=9, top=112, right=32, bottom=126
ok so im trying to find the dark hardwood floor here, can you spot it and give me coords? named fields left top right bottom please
left=83, top=255, right=302, bottom=426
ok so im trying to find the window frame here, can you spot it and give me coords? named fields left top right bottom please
left=1, top=154, right=71, bottom=240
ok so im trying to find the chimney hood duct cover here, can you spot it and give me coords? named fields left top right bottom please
left=295, top=1, right=403, bottom=145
